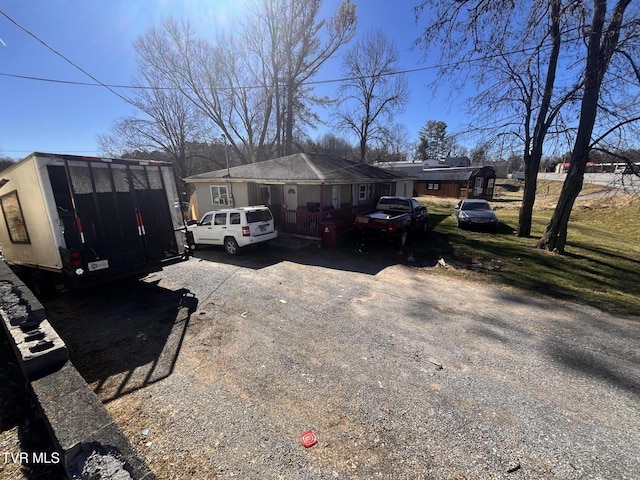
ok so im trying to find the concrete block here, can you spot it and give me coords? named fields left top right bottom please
left=32, top=363, right=156, bottom=479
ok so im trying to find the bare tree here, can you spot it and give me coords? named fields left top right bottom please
left=415, top=1, right=579, bottom=237
left=0, top=156, right=15, bottom=171
left=381, top=123, right=412, bottom=162
left=415, top=0, right=640, bottom=248
left=132, top=21, right=270, bottom=164
left=97, top=59, right=213, bottom=179
left=306, top=133, right=356, bottom=158
left=469, top=141, right=492, bottom=166
left=334, top=30, right=408, bottom=162
left=133, top=1, right=355, bottom=164
left=539, top=0, right=637, bottom=253
left=265, top=0, right=357, bottom=156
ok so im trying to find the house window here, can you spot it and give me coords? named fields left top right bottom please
left=210, top=185, right=229, bottom=205
left=427, top=182, right=440, bottom=190
left=358, top=184, right=372, bottom=201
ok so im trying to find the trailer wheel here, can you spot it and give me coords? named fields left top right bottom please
left=30, top=271, right=56, bottom=299
left=224, top=237, right=240, bottom=255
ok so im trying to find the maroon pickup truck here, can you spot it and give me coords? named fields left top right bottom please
left=354, top=196, right=429, bottom=247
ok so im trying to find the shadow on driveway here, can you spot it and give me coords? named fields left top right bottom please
left=42, top=280, right=198, bottom=403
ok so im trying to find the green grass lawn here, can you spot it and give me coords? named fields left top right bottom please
left=417, top=183, right=640, bottom=316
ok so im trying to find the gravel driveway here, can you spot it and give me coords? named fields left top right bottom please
left=43, top=245, right=640, bottom=479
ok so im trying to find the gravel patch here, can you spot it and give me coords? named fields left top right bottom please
left=42, top=248, right=640, bottom=479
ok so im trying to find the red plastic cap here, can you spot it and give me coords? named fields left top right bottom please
left=300, top=429, right=317, bottom=448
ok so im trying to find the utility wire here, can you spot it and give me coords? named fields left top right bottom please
left=0, top=9, right=132, bottom=104
left=2, top=9, right=613, bottom=94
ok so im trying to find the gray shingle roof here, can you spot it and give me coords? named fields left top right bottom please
left=185, top=153, right=414, bottom=184
left=417, top=166, right=495, bottom=181
left=378, top=164, right=496, bottom=181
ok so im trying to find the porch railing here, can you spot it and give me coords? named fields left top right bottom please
left=277, top=203, right=374, bottom=239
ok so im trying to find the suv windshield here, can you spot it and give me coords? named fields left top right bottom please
left=246, top=209, right=273, bottom=223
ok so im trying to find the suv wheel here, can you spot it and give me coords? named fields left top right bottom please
left=224, top=236, right=239, bottom=255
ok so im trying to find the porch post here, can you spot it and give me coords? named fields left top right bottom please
left=281, top=183, right=286, bottom=231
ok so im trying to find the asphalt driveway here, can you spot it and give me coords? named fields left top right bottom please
left=42, top=245, right=640, bottom=479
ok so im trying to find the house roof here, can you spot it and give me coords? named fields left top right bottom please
left=443, top=156, right=471, bottom=167
left=415, top=166, right=496, bottom=181
left=184, top=153, right=414, bottom=185
left=374, top=161, right=427, bottom=176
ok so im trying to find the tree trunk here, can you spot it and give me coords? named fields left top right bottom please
left=284, top=79, right=295, bottom=156
left=517, top=0, right=561, bottom=238
left=538, top=160, right=585, bottom=252
left=518, top=153, right=537, bottom=237
left=538, top=0, right=630, bottom=253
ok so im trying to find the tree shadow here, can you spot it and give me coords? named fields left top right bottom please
left=548, top=340, right=640, bottom=398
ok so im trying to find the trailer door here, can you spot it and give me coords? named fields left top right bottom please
left=47, top=161, right=178, bottom=277
left=128, top=165, right=179, bottom=262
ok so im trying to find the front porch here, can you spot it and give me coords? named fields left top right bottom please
left=248, top=182, right=381, bottom=240
left=270, top=203, right=374, bottom=239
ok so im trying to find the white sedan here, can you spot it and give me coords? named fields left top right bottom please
left=453, top=199, right=499, bottom=231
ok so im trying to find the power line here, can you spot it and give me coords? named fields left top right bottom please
left=0, top=64, right=445, bottom=91
left=3, top=6, right=636, bottom=97
left=0, top=5, right=575, bottom=94
left=0, top=9, right=132, bottom=104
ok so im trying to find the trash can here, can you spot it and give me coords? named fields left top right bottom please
left=320, top=221, right=337, bottom=249
left=334, top=220, right=344, bottom=246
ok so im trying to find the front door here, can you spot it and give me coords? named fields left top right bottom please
left=285, top=184, right=297, bottom=223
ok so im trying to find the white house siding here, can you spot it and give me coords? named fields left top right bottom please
left=192, top=182, right=249, bottom=218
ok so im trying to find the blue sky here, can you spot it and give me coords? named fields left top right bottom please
left=0, top=1, right=466, bottom=159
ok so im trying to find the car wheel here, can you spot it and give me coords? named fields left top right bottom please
left=399, top=230, right=409, bottom=248
left=224, top=237, right=239, bottom=255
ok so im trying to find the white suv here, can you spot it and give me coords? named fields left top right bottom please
left=187, top=206, right=278, bottom=255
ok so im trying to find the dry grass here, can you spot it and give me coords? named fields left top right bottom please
left=416, top=180, right=640, bottom=316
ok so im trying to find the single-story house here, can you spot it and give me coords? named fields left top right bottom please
left=184, top=153, right=415, bottom=239
left=414, top=166, right=496, bottom=199
left=378, top=163, right=496, bottom=199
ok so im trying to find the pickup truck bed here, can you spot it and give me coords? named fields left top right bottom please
left=355, top=196, right=429, bottom=247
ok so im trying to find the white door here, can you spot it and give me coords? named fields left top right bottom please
left=285, top=184, right=297, bottom=222
left=193, top=212, right=215, bottom=243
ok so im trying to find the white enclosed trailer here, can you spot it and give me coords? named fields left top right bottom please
left=0, top=152, right=189, bottom=291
